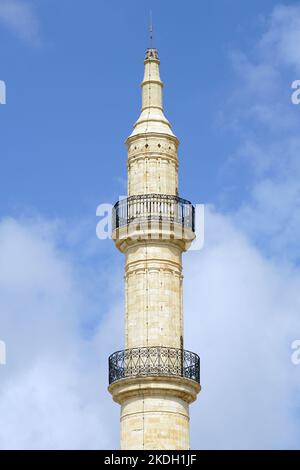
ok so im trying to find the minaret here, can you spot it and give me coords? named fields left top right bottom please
left=108, top=46, right=200, bottom=450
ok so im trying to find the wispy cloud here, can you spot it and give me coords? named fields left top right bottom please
left=220, top=4, right=300, bottom=261
left=0, top=0, right=40, bottom=44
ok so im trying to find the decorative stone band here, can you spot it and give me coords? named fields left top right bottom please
left=108, top=346, right=200, bottom=385
left=108, top=376, right=200, bottom=406
left=112, top=194, right=195, bottom=232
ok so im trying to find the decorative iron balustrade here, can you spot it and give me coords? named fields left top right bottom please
left=108, top=346, right=200, bottom=385
left=112, top=194, right=195, bottom=232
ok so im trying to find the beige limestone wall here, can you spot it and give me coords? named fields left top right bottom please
left=120, top=394, right=189, bottom=450
left=127, top=135, right=178, bottom=196
left=125, top=242, right=183, bottom=349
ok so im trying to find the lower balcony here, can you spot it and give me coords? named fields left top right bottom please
left=108, top=346, right=200, bottom=385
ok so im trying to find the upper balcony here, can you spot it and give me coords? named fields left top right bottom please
left=113, top=194, right=195, bottom=231
left=112, top=194, right=195, bottom=252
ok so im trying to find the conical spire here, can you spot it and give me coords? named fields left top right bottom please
left=128, top=48, right=177, bottom=140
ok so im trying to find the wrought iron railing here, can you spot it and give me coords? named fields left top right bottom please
left=108, top=346, right=200, bottom=385
left=112, top=194, right=195, bottom=232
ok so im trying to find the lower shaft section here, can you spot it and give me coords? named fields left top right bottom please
left=108, top=376, right=200, bottom=450
left=120, top=394, right=189, bottom=450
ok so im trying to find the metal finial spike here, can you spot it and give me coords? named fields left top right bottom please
left=149, top=10, right=153, bottom=46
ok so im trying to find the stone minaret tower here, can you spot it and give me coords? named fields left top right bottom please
left=108, top=47, right=200, bottom=450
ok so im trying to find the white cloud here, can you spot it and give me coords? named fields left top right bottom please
left=185, top=209, right=300, bottom=449
left=0, top=210, right=299, bottom=449
left=183, top=4, right=300, bottom=448
left=261, top=4, right=300, bottom=72
left=0, top=217, right=121, bottom=449
left=0, top=0, right=40, bottom=43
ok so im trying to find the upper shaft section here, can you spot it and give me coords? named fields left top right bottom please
left=127, top=48, right=177, bottom=142
left=126, top=48, right=179, bottom=196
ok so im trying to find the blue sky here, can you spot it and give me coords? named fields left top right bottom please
left=0, top=0, right=291, bottom=219
left=0, top=0, right=300, bottom=449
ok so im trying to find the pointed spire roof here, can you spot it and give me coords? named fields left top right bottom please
left=127, top=47, right=178, bottom=142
